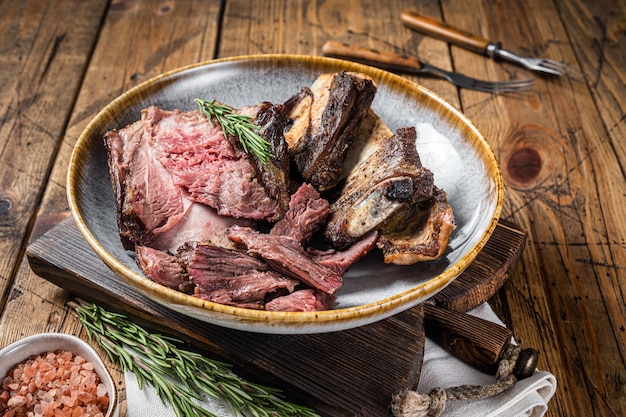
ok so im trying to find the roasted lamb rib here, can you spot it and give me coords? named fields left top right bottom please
left=284, top=71, right=377, bottom=192
left=323, top=109, right=454, bottom=263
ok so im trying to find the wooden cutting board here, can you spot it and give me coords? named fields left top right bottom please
left=26, top=217, right=526, bottom=417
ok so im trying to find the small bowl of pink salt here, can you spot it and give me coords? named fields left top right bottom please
left=0, top=333, right=117, bottom=417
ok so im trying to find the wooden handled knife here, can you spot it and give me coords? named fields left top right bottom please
left=424, top=303, right=538, bottom=379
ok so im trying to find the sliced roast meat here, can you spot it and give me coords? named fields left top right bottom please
left=135, top=246, right=194, bottom=293
left=228, top=225, right=343, bottom=294
left=286, top=71, right=377, bottom=192
left=237, top=102, right=291, bottom=218
left=192, top=271, right=298, bottom=309
left=270, top=183, right=330, bottom=244
left=146, top=106, right=288, bottom=221
left=184, top=242, right=298, bottom=308
left=104, top=118, right=185, bottom=250
left=265, top=289, right=336, bottom=312
left=324, top=124, right=435, bottom=249
left=176, top=241, right=271, bottom=274
left=308, top=230, right=378, bottom=275
left=149, top=200, right=249, bottom=253
left=377, top=187, right=455, bottom=265
left=104, top=104, right=290, bottom=251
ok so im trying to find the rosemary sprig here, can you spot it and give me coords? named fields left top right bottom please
left=195, top=98, right=273, bottom=164
left=68, top=300, right=319, bottom=417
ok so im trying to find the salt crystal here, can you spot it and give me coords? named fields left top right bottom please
left=95, top=384, right=106, bottom=398
left=7, top=395, right=27, bottom=407
left=61, top=395, right=75, bottom=407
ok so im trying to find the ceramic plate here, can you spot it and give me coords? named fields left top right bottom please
left=67, top=55, right=502, bottom=334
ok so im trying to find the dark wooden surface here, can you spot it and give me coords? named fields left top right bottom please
left=24, top=215, right=525, bottom=416
left=1, top=1, right=625, bottom=417
left=26, top=217, right=425, bottom=417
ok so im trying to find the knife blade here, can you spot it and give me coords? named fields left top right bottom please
left=400, top=9, right=582, bottom=79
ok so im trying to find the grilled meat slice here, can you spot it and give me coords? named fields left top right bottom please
left=135, top=246, right=194, bottom=293
left=238, top=102, right=291, bottom=218
left=192, top=270, right=298, bottom=309
left=176, top=241, right=272, bottom=274
left=286, top=71, right=377, bottom=192
left=377, top=187, right=455, bottom=265
left=308, top=230, right=378, bottom=275
left=228, top=225, right=343, bottom=294
left=104, top=117, right=186, bottom=250
left=324, top=124, right=435, bottom=249
left=146, top=106, right=288, bottom=221
left=104, top=103, right=291, bottom=252
left=137, top=241, right=299, bottom=309
left=265, top=289, right=336, bottom=312
left=270, top=183, right=330, bottom=244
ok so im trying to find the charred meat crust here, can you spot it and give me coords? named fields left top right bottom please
left=376, top=187, right=455, bottom=265
left=289, top=72, right=377, bottom=192
left=324, top=126, right=435, bottom=249
left=247, top=102, right=292, bottom=218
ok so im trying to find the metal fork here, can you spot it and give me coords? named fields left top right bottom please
left=401, top=10, right=583, bottom=80
left=494, top=47, right=583, bottom=79
left=322, top=41, right=534, bottom=93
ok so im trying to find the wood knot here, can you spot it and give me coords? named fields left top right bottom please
left=501, top=124, right=576, bottom=199
left=0, top=198, right=12, bottom=216
left=507, top=147, right=542, bottom=183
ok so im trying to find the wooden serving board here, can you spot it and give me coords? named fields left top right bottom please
left=26, top=217, right=526, bottom=417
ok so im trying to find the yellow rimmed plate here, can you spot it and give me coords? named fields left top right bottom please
left=67, top=54, right=502, bottom=334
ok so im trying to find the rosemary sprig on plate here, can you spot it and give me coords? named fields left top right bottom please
left=195, top=98, right=273, bottom=164
left=69, top=300, right=319, bottom=417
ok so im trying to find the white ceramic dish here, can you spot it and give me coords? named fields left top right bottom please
left=67, top=54, right=502, bottom=334
left=0, top=333, right=118, bottom=417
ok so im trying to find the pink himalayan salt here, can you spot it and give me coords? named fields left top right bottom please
left=0, top=350, right=109, bottom=417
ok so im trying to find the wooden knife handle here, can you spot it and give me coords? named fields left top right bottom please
left=401, top=9, right=491, bottom=54
left=424, top=303, right=513, bottom=375
left=322, top=41, right=425, bottom=72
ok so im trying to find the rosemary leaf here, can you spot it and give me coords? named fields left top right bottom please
left=69, top=300, right=319, bottom=417
left=195, top=98, right=273, bottom=163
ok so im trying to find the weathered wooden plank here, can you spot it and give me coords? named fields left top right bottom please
left=0, top=0, right=108, bottom=309
left=0, top=2, right=224, bottom=416
left=218, top=0, right=461, bottom=106
left=26, top=217, right=426, bottom=417
left=437, top=1, right=626, bottom=416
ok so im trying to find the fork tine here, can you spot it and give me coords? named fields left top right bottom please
left=537, top=59, right=584, bottom=80
left=470, top=78, right=535, bottom=93
left=422, top=63, right=535, bottom=93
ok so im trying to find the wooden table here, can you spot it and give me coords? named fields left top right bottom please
left=1, top=1, right=624, bottom=416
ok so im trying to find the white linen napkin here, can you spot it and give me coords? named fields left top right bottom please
left=125, top=303, right=556, bottom=417
left=417, top=303, right=557, bottom=417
